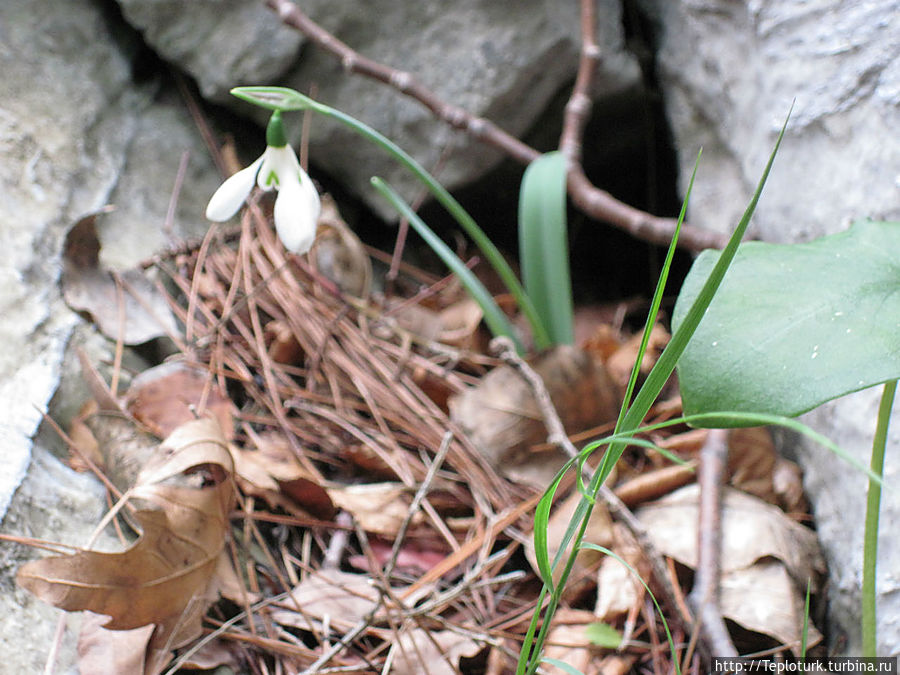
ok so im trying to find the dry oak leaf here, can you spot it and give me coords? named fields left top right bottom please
left=17, top=417, right=235, bottom=635
left=635, top=484, right=823, bottom=585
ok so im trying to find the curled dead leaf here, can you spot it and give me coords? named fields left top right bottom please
left=389, top=629, right=483, bottom=675
left=62, top=211, right=177, bottom=345
left=125, top=361, right=236, bottom=441
left=17, top=417, right=234, bottom=649
left=635, top=484, right=824, bottom=650
left=635, top=484, right=823, bottom=583
left=310, top=194, right=372, bottom=298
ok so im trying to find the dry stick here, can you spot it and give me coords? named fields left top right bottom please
left=299, top=434, right=453, bottom=674
left=264, top=0, right=727, bottom=252
left=687, top=428, right=738, bottom=658
left=489, top=336, right=693, bottom=636
left=559, top=0, right=600, bottom=165
left=383, top=431, right=453, bottom=580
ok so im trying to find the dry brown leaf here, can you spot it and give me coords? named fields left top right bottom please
left=449, top=345, right=619, bottom=486
left=542, top=608, right=597, bottom=675
left=125, top=361, right=236, bottom=440
left=61, top=211, right=177, bottom=345
left=389, top=629, right=482, bottom=675
left=231, top=444, right=334, bottom=518
left=605, top=324, right=669, bottom=388
left=594, top=654, right=638, bottom=675
left=271, top=568, right=431, bottom=634
left=310, top=194, right=372, bottom=299
left=720, top=560, right=822, bottom=653
left=17, top=418, right=235, bottom=667
left=595, top=524, right=645, bottom=621
left=436, top=297, right=484, bottom=349
left=272, top=569, right=380, bottom=634
left=327, top=483, right=421, bottom=536
left=772, top=457, right=808, bottom=514
left=635, top=484, right=823, bottom=584
left=77, top=613, right=155, bottom=675
left=635, top=484, right=824, bottom=650
left=727, top=427, right=778, bottom=504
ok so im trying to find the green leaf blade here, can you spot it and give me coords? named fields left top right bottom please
left=674, top=220, right=900, bottom=423
left=370, top=177, right=523, bottom=351
left=519, top=151, right=574, bottom=346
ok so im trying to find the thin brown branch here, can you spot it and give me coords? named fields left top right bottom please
left=688, top=428, right=738, bottom=658
left=559, top=0, right=600, bottom=165
left=264, top=0, right=728, bottom=252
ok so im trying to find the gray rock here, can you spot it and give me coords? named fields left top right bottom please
left=115, top=0, right=303, bottom=101
left=0, top=443, right=115, bottom=674
left=0, top=0, right=223, bottom=670
left=637, top=0, right=900, bottom=655
left=114, top=0, right=641, bottom=216
left=0, top=0, right=145, bottom=521
left=283, top=0, right=639, bottom=210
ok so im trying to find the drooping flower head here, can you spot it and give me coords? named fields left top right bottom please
left=205, top=111, right=321, bottom=254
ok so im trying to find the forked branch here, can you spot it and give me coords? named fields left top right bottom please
left=264, top=0, right=728, bottom=251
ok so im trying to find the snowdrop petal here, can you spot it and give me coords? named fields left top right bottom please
left=257, top=148, right=278, bottom=191
left=273, top=174, right=321, bottom=254
left=258, top=144, right=300, bottom=191
left=205, top=156, right=264, bottom=221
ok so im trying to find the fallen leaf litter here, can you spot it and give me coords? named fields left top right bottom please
left=22, top=200, right=825, bottom=673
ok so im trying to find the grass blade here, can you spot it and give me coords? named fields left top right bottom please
left=519, top=152, right=573, bottom=345
left=370, top=177, right=523, bottom=351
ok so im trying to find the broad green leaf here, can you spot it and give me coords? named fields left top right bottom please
left=584, top=622, right=622, bottom=649
left=519, top=151, right=573, bottom=345
left=674, top=220, right=900, bottom=424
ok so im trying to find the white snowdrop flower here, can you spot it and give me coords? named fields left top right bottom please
left=205, top=110, right=321, bottom=254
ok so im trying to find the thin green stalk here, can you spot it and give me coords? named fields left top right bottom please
left=862, top=379, right=896, bottom=656
left=615, top=153, right=698, bottom=430
left=801, top=578, right=812, bottom=658
left=230, top=86, right=551, bottom=348
left=517, top=111, right=791, bottom=674
left=370, top=177, right=523, bottom=351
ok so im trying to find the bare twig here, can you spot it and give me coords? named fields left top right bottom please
left=383, top=431, right=453, bottom=580
left=559, top=0, right=600, bottom=165
left=264, top=0, right=728, bottom=252
left=687, top=428, right=738, bottom=658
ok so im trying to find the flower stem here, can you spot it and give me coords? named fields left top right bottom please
left=862, top=379, right=896, bottom=656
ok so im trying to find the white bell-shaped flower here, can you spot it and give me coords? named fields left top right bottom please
left=205, top=111, right=320, bottom=254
